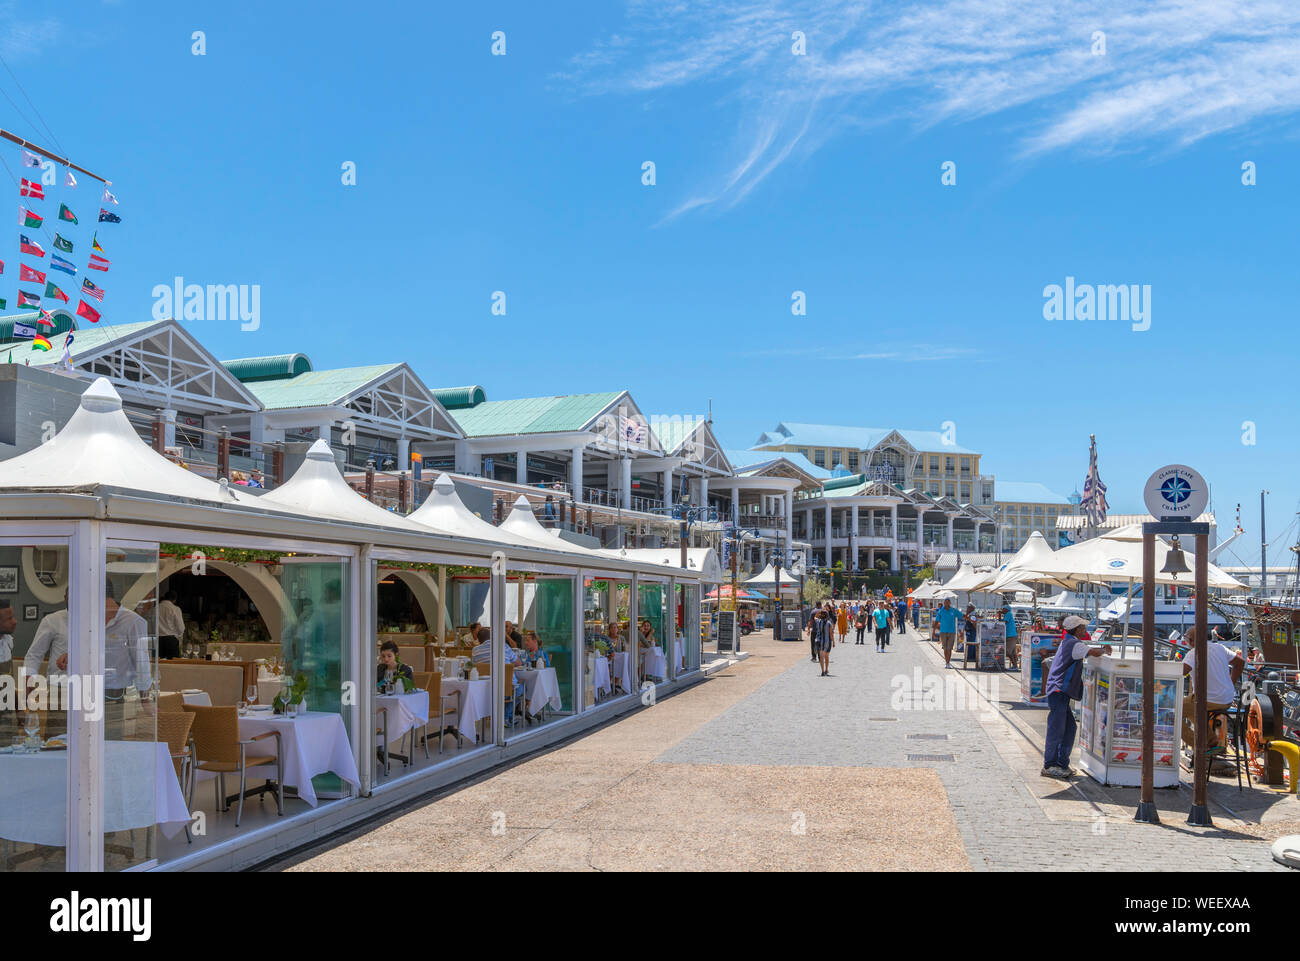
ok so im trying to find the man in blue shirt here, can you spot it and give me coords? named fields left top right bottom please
left=872, top=602, right=891, bottom=652
left=935, top=599, right=960, bottom=667
left=1002, top=605, right=1019, bottom=669
left=1042, top=615, right=1106, bottom=778
left=896, top=597, right=908, bottom=635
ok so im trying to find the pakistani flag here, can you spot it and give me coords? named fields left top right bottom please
left=52, top=233, right=73, bottom=253
left=57, top=203, right=77, bottom=224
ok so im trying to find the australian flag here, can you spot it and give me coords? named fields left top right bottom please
left=98, top=208, right=121, bottom=224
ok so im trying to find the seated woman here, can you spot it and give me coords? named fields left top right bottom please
left=638, top=619, right=657, bottom=650
left=377, top=639, right=414, bottom=691
left=606, top=621, right=625, bottom=653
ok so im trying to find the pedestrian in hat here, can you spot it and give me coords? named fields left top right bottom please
left=1041, top=615, right=1106, bottom=779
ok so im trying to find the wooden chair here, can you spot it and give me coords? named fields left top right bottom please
left=418, top=672, right=461, bottom=755
left=156, top=711, right=195, bottom=843
left=156, top=692, right=185, bottom=714
left=376, top=706, right=391, bottom=777
left=474, top=660, right=491, bottom=676
left=183, top=705, right=283, bottom=826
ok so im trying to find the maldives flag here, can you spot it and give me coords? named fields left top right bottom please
left=19, top=235, right=44, bottom=257
left=19, top=178, right=44, bottom=199
left=43, top=281, right=68, bottom=304
left=87, top=254, right=109, bottom=272
left=19, top=263, right=45, bottom=284
left=19, top=206, right=42, bottom=228
left=76, top=299, right=101, bottom=323
left=17, top=290, right=40, bottom=308
left=80, top=277, right=104, bottom=302
left=57, top=203, right=77, bottom=224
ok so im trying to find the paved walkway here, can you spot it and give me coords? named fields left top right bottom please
left=274, top=625, right=1292, bottom=871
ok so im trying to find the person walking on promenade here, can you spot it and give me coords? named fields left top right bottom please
left=854, top=606, right=868, bottom=645
left=808, top=606, right=820, bottom=662
left=935, top=597, right=959, bottom=667
left=963, top=603, right=978, bottom=663
left=1042, top=615, right=1107, bottom=778
left=836, top=603, right=849, bottom=643
left=882, top=600, right=892, bottom=647
left=911, top=596, right=919, bottom=629
left=873, top=601, right=890, bottom=651
left=896, top=596, right=908, bottom=635
left=813, top=609, right=833, bottom=676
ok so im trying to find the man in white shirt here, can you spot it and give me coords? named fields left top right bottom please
left=24, top=607, right=69, bottom=679
left=157, top=590, right=185, bottom=660
left=1180, top=631, right=1244, bottom=754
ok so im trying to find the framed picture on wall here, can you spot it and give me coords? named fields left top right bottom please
left=0, top=567, right=16, bottom=593
left=22, top=604, right=37, bottom=621
left=35, top=571, right=57, bottom=588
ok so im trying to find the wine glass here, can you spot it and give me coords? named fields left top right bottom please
left=246, top=685, right=258, bottom=709
left=22, top=712, right=39, bottom=748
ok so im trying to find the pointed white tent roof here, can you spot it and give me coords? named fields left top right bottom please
left=500, top=495, right=596, bottom=554
left=0, top=377, right=260, bottom=507
left=611, top=548, right=723, bottom=581
left=257, top=440, right=422, bottom=530
left=407, top=475, right=570, bottom=553
left=988, top=531, right=1073, bottom=592
left=745, top=562, right=798, bottom=591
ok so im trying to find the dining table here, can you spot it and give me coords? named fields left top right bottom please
left=515, top=666, right=561, bottom=715
left=440, top=677, right=492, bottom=743
left=611, top=651, right=632, bottom=693
left=223, top=711, right=360, bottom=807
left=643, top=646, right=668, bottom=682
left=591, top=656, right=611, bottom=698
left=0, top=740, right=189, bottom=847
left=375, top=690, right=430, bottom=748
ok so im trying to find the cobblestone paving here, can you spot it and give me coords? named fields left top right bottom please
left=659, top=631, right=1288, bottom=871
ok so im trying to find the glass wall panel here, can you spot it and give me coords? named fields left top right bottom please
left=531, top=576, right=574, bottom=716
left=0, top=542, right=70, bottom=871
left=678, top=583, right=701, bottom=673
left=637, top=582, right=667, bottom=685
left=105, top=543, right=159, bottom=870
left=582, top=577, right=634, bottom=705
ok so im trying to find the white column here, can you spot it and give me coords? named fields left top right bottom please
left=784, top=495, right=792, bottom=549
left=947, top=516, right=955, bottom=550
left=850, top=504, right=859, bottom=571
left=397, top=436, right=410, bottom=469
left=699, top=476, right=709, bottom=508
left=454, top=440, right=474, bottom=474
left=663, top=467, right=673, bottom=508
left=516, top=449, right=528, bottom=485
left=890, top=504, right=899, bottom=571
left=824, top=503, right=832, bottom=566
left=619, top=457, right=632, bottom=508
left=570, top=446, right=584, bottom=497
left=162, top=408, right=177, bottom=448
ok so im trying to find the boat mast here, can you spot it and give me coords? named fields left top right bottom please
left=1260, top=490, right=1267, bottom=601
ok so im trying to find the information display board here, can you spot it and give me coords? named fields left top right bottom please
left=976, top=619, right=1006, bottom=671
left=716, top=610, right=736, bottom=653
left=1079, top=654, right=1183, bottom=787
left=1020, top=631, right=1059, bottom=705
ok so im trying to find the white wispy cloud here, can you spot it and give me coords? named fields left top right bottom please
left=0, top=2, right=59, bottom=61
left=562, top=0, right=1300, bottom=216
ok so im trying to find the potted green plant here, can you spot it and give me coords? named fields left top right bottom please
left=273, top=671, right=309, bottom=715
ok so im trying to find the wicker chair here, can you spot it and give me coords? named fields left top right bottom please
left=183, top=705, right=283, bottom=826
left=156, top=710, right=195, bottom=843
left=418, top=671, right=461, bottom=755
left=156, top=692, right=185, bottom=714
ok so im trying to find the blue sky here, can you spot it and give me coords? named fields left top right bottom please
left=2, top=0, right=1298, bottom=567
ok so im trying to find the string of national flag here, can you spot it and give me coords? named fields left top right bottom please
left=6, top=144, right=121, bottom=362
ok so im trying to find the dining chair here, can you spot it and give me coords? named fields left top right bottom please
left=156, top=710, right=195, bottom=843
left=419, top=671, right=461, bottom=755
left=376, top=705, right=390, bottom=777
left=156, top=692, right=185, bottom=714
left=183, top=705, right=284, bottom=827
left=503, top=664, right=525, bottom=729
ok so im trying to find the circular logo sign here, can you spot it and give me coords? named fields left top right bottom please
left=1143, top=464, right=1209, bottom=521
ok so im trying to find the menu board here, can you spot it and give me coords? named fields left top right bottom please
left=1021, top=632, right=1058, bottom=704
left=977, top=619, right=1006, bottom=670
left=716, top=610, right=736, bottom=653
left=1107, top=674, right=1178, bottom=769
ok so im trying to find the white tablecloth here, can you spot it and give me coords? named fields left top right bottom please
left=675, top=638, right=684, bottom=671
left=591, top=657, right=611, bottom=697
left=233, top=712, right=359, bottom=807
left=611, top=652, right=632, bottom=693
left=516, top=667, right=561, bottom=715
left=375, top=691, right=429, bottom=744
left=643, top=647, right=667, bottom=681
left=0, top=741, right=188, bottom=847
left=441, top=678, right=491, bottom=744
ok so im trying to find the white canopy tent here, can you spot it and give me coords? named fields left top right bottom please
left=988, top=531, right=1076, bottom=593
left=622, top=547, right=724, bottom=582
left=744, top=562, right=799, bottom=594
left=258, top=440, right=426, bottom=531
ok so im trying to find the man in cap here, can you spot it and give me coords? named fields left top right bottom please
left=1041, top=614, right=1106, bottom=778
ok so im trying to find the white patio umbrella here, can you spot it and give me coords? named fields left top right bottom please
left=988, top=531, right=1075, bottom=593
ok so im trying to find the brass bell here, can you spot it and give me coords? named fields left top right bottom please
left=1160, top=535, right=1191, bottom=578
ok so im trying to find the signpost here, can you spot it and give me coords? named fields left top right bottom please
left=717, top=609, right=737, bottom=654
left=1136, top=464, right=1210, bottom=826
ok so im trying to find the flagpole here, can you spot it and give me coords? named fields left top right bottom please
left=0, top=129, right=109, bottom=183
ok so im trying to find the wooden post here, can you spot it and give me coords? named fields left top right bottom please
left=151, top=414, right=165, bottom=453
left=217, top=427, right=231, bottom=480
left=1188, top=531, right=1212, bottom=826
left=398, top=471, right=409, bottom=514
left=494, top=498, right=503, bottom=524
left=271, top=447, right=284, bottom=489
left=1137, top=527, right=1158, bottom=823
left=364, top=462, right=375, bottom=501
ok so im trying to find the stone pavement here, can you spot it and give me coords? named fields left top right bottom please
left=273, top=624, right=1291, bottom=871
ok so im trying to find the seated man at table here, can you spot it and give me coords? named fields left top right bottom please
left=377, top=640, right=414, bottom=692
left=503, top=621, right=523, bottom=649
left=471, top=627, right=524, bottom=723
left=522, top=630, right=549, bottom=668
left=1180, top=628, right=1244, bottom=756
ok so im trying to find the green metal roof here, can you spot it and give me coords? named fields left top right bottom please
left=451, top=391, right=623, bottom=437
left=0, top=309, right=77, bottom=343
left=223, top=353, right=313, bottom=382
left=0, top=319, right=158, bottom=365
left=430, top=385, right=486, bottom=410
left=244, top=364, right=403, bottom=410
